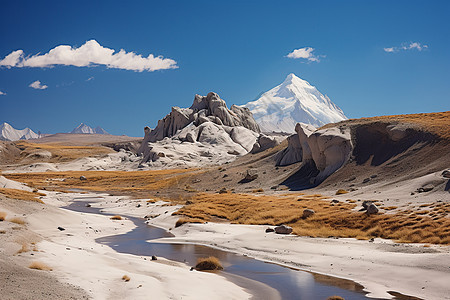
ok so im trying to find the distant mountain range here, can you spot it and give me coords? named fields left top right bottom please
left=243, top=73, right=347, bottom=133
left=0, top=122, right=39, bottom=141
left=70, top=123, right=109, bottom=135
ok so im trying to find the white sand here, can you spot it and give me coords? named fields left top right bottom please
left=2, top=191, right=250, bottom=300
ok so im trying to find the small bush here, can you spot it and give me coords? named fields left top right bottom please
left=0, top=211, right=6, bottom=221
left=29, top=261, right=52, bottom=271
left=327, top=296, right=345, bottom=300
left=122, top=275, right=130, bottom=282
left=9, top=217, right=25, bottom=225
left=335, top=189, right=348, bottom=195
left=110, top=215, right=122, bottom=220
left=195, top=256, right=223, bottom=271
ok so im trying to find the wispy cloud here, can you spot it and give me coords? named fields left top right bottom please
left=0, top=90, right=6, bottom=95
left=86, top=76, right=94, bottom=81
left=286, top=47, right=323, bottom=62
left=0, top=40, right=178, bottom=72
left=29, top=80, right=48, bottom=90
left=384, top=42, right=428, bottom=53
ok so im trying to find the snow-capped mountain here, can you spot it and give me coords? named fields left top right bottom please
left=0, top=122, right=39, bottom=141
left=243, top=73, right=347, bottom=133
left=70, top=123, right=109, bottom=134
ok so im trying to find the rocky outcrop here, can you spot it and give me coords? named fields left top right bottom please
left=251, top=134, right=280, bottom=154
left=276, top=123, right=352, bottom=185
left=147, top=92, right=259, bottom=143
left=306, top=126, right=353, bottom=183
left=138, top=92, right=270, bottom=167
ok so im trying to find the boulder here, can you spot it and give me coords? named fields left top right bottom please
left=79, top=176, right=87, bottom=181
left=366, top=203, right=379, bottom=214
left=302, top=209, right=315, bottom=218
left=251, top=134, right=280, bottom=154
left=442, top=170, right=450, bottom=178
left=274, top=225, right=293, bottom=234
left=417, top=184, right=434, bottom=193
left=265, top=227, right=275, bottom=233
left=242, top=169, right=258, bottom=182
left=362, top=201, right=373, bottom=210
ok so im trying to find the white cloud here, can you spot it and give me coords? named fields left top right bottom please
left=384, top=42, right=428, bottom=53
left=0, top=40, right=178, bottom=72
left=286, top=47, right=322, bottom=62
left=0, top=90, right=6, bottom=95
left=86, top=76, right=94, bottom=81
left=0, top=50, right=24, bottom=68
left=29, top=80, right=48, bottom=90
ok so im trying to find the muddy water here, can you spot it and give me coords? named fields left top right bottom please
left=65, top=197, right=369, bottom=300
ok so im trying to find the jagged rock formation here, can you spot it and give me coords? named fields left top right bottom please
left=147, top=92, right=259, bottom=142
left=138, top=92, right=279, bottom=167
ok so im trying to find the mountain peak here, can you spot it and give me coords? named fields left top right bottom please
left=0, top=122, right=39, bottom=141
left=70, top=123, right=109, bottom=134
left=243, top=75, right=347, bottom=133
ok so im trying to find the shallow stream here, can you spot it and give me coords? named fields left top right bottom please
left=65, top=196, right=370, bottom=300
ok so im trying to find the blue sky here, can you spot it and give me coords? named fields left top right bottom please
left=1, top=0, right=449, bottom=137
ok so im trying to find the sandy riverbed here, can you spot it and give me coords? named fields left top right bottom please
left=1, top=186, right=449, bottom=300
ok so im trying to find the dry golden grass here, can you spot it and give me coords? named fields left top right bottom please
left=110, top=215, right=122, bottom=220
left=15, top=141, right=113, bottom=163
left=9, top=217, right=25, bottom=225
left=327, top=296, right=345, bottom=300
left=4, top=169, right=200, bottom=198
left=335, top=189, right=348, bottom=195
left=320, top=111, right=450, bottom=139
left=174, top=192, right=450, bottom=244
left=195, top=256, right=223, bottom=271
left=0, top=188, right=45, bottom=203
left=175, top=217, right=204, bottom=228
left=381, top=206, right=398, bottom=211
left=0, top=211, right=6, bottom=221
left=6, top=170, right=449, bottom=245
left=122, top=275, right=130, bottom=282
left=29, top=261, right=52, bottom=271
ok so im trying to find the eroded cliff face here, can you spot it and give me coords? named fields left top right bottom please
left=275, top=120, right=436, bottom=187
left=137, top=92, right=279, bottom=167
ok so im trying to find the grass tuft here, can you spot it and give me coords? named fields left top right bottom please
left=9, top=217, right=25, bottom=225
left=29, top=261, right=52, bottom=271
left=175, top=217, right=204, bottom=228
left=335, top=189, right=348, bottom=195
left=122, top=275, right=130, bottom=282
left=110, top=215, right=122, bottom=220
left=0, top=211, right=6, bottom=221
left=195, top=256, right=223, bottom=271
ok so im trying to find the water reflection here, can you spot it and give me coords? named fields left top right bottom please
left=65, top=198, right=368, bottom=300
